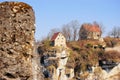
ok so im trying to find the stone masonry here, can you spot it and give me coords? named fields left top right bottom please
left=0, top=2, right=35, bottom=80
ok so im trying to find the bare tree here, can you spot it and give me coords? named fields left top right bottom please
left=61, top=24, right=71, bottom=41
left=117, top=27, right=120, bottom=38
left=69, top=20, right=80, bottom=41
left=61, top=20, right=80, bottom=41
left=47, top=28, right=60, bottom=39
left=109, top=26, right=120, bottom=38
left=47, top=20, right=80, bottom=42
left=93, top=21, right=105, bottom=35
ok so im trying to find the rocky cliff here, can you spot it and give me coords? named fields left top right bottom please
left=85, top=63, right=120, bottom=80
left=0, top=2, right=43, bottom=80
left=38, top=39, right=120, bottom=80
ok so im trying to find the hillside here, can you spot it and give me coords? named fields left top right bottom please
left=37, top=37, right=120, bottom=80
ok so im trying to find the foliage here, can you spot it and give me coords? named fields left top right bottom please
left=67, top=41, right=80, bottom=51
left=67, top=48, right=100, bottom=74
left=66, top=56, right=75, bottom=68
left=79, top=72, right=89, bottom=80
left=46, top=65, right=56, bottom=73
left=102, top=50, right=120, bottom=62
left=66, top=40, right=107, bottom=79
left=37, top=39, right=52, bottom=54
left=42, top=39, right=51, bottom=48
left=93, top=67, right=103, bottom=80
left=37, top=37, right=120, bottom=79
left=85, top=43, right=93, bottom=48
left=104, top=37, right=120, bottom=47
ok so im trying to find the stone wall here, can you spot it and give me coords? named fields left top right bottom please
left=0, top=2, right=37, bottom=80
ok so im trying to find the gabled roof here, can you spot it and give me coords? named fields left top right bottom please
left=51, top=32, right=60, bottom=41
left=82, top=23, right=101, bottom=32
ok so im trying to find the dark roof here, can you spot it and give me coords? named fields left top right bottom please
left=51, top=32, right=60, bottom=41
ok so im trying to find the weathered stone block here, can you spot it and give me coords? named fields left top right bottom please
left=0, top=2, right=35, bottom=80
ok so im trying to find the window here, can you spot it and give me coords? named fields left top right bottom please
left=66, top=74, right=70, bottom=78
left=97, top=34, right=100, bottom=37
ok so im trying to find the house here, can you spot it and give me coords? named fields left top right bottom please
left=51, top=32, right=66, bottom=47
left=79, top=23, right=102, bottom=40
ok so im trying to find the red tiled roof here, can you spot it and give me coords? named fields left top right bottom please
left=51, top=32, right=60, bottom=41
left=82, top=24, right=101, bottom=32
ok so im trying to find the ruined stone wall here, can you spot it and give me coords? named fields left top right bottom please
left=0, top=2, right=36, bottom=80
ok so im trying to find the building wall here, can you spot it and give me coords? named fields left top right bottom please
left=87, top=32, right=101, bottom=39
left=54, top=33, right=66, bottom=47
left=93, top=32, right=101, bottom=39
left=79, top=29, right=101, bottom=40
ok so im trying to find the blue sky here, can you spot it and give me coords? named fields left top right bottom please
left=1, top=0, right=120, bottom=41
